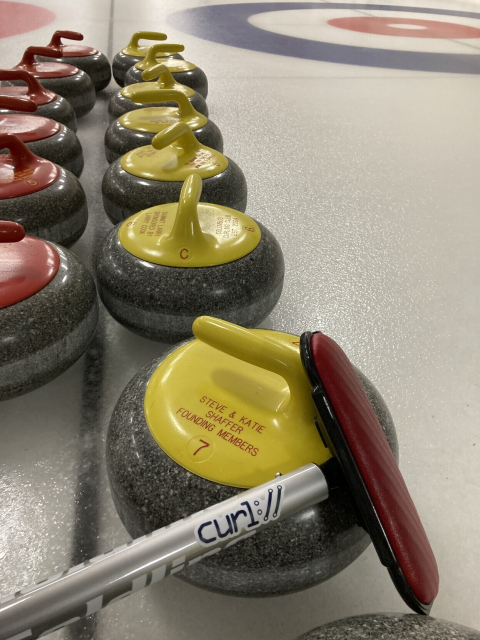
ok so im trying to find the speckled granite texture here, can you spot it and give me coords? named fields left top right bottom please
left=0, top=95, right=77, bottom=131
left=0, top=166, right=88, bottom=247
left=4, top=72, right=95, bottom=118
left=124, top=64, right=208, bottom=98
left=0, top=126, right=84, bottom=176
left=95, top=219, right=283, bottom=341
left=104, top=118, right=223, bottom=163
left=35, top=52, right=112, bottom=92
left=108, top=88, right=208, bottom=120
left=295, top=614, right=480, bottom=639
left=0, top=243, right=98, bottom=401
left=102, top=160, right=247, bottom=224
left=106, top=343, right=398, bottom=597
left=112, top=51, right=184, bottom=87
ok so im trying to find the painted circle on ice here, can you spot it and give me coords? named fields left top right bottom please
left=0, top=1, right=55, bottom=39
left=167, top=3, right=480, bottom=74
left=328, top=16, right=480, bottom=39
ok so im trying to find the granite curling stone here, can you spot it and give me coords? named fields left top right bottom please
left=0, top=69, right=77, bottom=131
left=124, top=45, right=208, bottom=99
left=108, top=63, right=208, bottom=120
left=0, top=133, right=88, bottom=247
left=0, top=221, right=98, bottom=401
left=5, top=46, right=96, bottom=118
left=95, top=174, right=283, bottom=341
left=105, top=89, right=222, bottom=163
left=0, top=95, right=84, bottom=176
left=113, top=31, right=185, bottom=87
left=107, top=316, right=399, bottom=597
left=35, top=30, right=112, bottom=92
left=295, top=613, right=480, bottom=640
left=102, top=122, right=247, bottom=224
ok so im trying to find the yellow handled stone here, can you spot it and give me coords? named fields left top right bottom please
left=136, top=43, right=185, bottom=70
left=121, top=122, right=227, bottom=181
left=152, top=121, right=199, bottom=155
left=144, top=319, right=330, bottom=487
left=141, top=63, right=177, bottom=84
left=193, top=316, right=311, bottom=414
left=154, top=174, right=216, bottom=259
left=122, top=87, right=197, bottom=118
left=118, top=174, right=260, bottom=267
left=122, top=31, right=168, bottom=56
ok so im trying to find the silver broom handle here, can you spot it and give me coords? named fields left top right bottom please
left=0, top=463, right=328, bottom=640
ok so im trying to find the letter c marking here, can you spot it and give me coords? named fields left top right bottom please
left=197, top=521, right=216, bottom=544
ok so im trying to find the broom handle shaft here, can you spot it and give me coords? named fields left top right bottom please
left=0, top=464, right=328, bottom=640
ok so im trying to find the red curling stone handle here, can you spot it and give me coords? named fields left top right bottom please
left=0, top=69, right=55, bottom=103
left=49, top=30, right=84, bottom=46
left=0, top=132, right=41, bottom=171
left=0, top=221, right=25, bottom=243
left=0, top=94, right=37, bottom=112
left=19, top=46, right=63, bottom=66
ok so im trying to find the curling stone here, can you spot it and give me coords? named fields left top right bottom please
left=0, top=95, right=84, bottom=176
left=295, top=614, right=480, bottom=640
left=35, top=30, right=111, bottom=92
left=102, top=122, right=247, bottom=224
left=105, top=89, right=222, bottom=163
left=0, top=134, right=88, bottom=247
left=108, top=64, right=208, bottom=120
left=0, top=221, right=98, bottom=401
left=0, top=69, right=77, bottom=131
left=124, top=45, right=208, bottom=98
left=113, top=31, right=185, bottom=87
left=96, top=174, right=283, bottom=341
left=107, top=316, right=398, bottom=597
left=5, top=46, right=96, bottom=118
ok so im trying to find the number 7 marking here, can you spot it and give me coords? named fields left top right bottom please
left=194, top=440, right=210, bottom=456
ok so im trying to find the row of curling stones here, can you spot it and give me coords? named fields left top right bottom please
left=105, top=89, right=222, bottom=163
left=123, top=43, right=208, bottom=99
left=34, top=30, right=111, bottom=92
left=109, top=63, right=209, bottom=119
left=112, top=30, right=185, bottom=86
left=0, top=134, right=87, bottom=247
left=96, top=174, right=283, bottom=342
left=295, top=614, right=480, bottom=640
left=107, top=316, right=399, bottom=597
left=102, top=122, right=247, bottom=223
left=3, top=45, right=96, bottom=117
left=0, top=221, right=98, bottom=401
left=0, top=69, right=77, bottom=131
left=0, top=95, right=83, bottom=176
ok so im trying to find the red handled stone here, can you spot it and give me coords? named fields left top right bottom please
left=0, top=221, right=25, bottom=243
left=302, top=332, right=439, bottom=613
left=0, top=69, right=57, bottom=105
left=0, top=133, right=59, bottom=198
left=47, top=30, right=98, bottom=57
left=0, top=222, right=60, bottom=308
left=49, top=30, right=84, bottom=44
left=13, top=46, right=78, bottom=78
left=0, top=111, right=61, bottom=143
left=0, top=95, right=36, bottom=112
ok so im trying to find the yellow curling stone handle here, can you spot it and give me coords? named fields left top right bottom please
left=145, top=317, right=330, bottom=488
left=136, top=43, right=185, bottom=70
left=122, top=31, right=167, bottom=56
left=121, top=65, right=195, bottom=101
left=119, top=173, right=260, bottom=266
left=138, top=45, right=196, bottom=73
left=119, top=89, right=205, bottom=132
left=121, top=122, right=227, bottom=181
